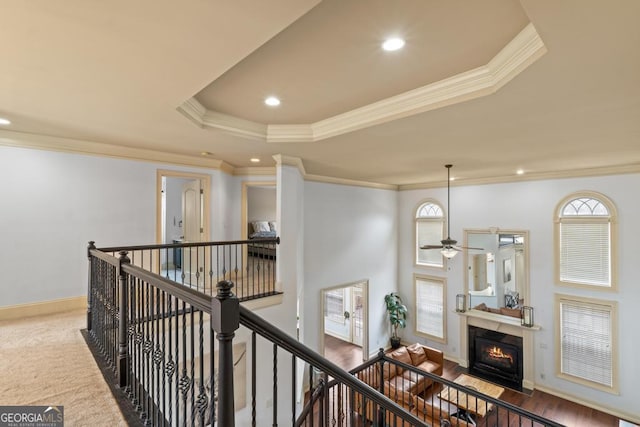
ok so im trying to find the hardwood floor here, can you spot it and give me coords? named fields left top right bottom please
left=324, top=334, right=364, bottom=371
left=321, top=337, right=625, bottom=426
left=441, top=359, right=620, bottom=427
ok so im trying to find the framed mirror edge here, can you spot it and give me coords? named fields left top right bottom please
left=463, top=228, right=530, bottom=313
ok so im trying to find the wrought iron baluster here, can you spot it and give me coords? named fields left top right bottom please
left=180, top=301, right=189, bottom=425
left=273, top=343, right=278, bottom=425
left=252, top=331, right=257, bottom=427
left=190, top=306, right=196, bottom=424
left=196, top=310, right=207, bottom=426
left=165, top=293, right=174, bottom=426
left=291, top=355, right=296, bottom=426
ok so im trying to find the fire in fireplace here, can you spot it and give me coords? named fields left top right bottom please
left=468, top=326, right=523, bottom=390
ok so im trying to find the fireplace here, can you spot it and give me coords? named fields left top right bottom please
left=468, top=326, right=523, bottom=391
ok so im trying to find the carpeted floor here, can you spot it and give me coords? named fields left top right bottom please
left=0, top=309, right=127, bottom=426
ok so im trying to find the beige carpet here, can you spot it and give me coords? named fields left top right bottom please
left=0, top=309, right=127, bottom=426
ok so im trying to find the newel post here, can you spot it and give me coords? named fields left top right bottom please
left=87, top=241, right=96, bottom=331
left=118, top=250, right=130, bottom=388
left=212, top=280, right=240, bottom=426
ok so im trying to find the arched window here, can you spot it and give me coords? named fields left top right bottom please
left=415, top=200, right=445, bottom=268
left=555, top=192, right=617, bottom=288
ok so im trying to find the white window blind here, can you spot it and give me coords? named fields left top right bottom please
left=415, top=277, right=444, bottom=340
left=560, top=222, right=610, bottom=286
left=415, top=201, right=444, bottom=267
left=324, top=290, right=344, bottom=324
left=416, top=221, right=443, bottom=266
left=560, top=299, right=613, bottom=388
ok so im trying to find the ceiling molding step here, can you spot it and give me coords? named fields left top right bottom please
left=304, top=173, right=398, bottom=191
left=266, top=124, right=314, bottom=143
left=272, top=154, right=307, bottom=176
left=187, top=23, right=546, bottom=144
left=0, top=129, right=227, bottom=171
left=233, top=166, right=276, bottom=176
left=176, top=97, right=206, bottom=128
left=488, top=23, right=548, bottom=91
left=310, top=67, right=495, bottom=141
left=202, top=110, right=267, bottom=140
left=218, top=161, right=236, bottom=175
left=398, top=163, right=640, bottom=191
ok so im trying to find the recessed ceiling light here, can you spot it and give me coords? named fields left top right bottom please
left=382, top=37, right=405, bottom=52
left=264, top=96, right=280, bottom=107
left=0, top=117, right=11, bottom=126
left=449, top=177, right=455, bottom=182
left=250, top=158, right=261, bottom=163
left=516, top=169, right=525, bottom=175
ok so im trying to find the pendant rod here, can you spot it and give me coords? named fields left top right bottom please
left=445, top=164, right=452, bottom=239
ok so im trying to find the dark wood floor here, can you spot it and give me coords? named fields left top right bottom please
left=441, top=359, right=620, bottom=427
left=324, top=334, right=363, bottom=371
left=324, top=336, right=624, bottom=427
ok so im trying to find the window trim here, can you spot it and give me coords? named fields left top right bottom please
left=554, top=191, right=618, bottom=291
left=554, top=293, right=619, bottom=394
left=414, top=199, right=446, bottom=269
left=413, top=274, right=447, bottom=344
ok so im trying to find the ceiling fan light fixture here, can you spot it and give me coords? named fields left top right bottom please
left=441, top=247, right=458, bottom=259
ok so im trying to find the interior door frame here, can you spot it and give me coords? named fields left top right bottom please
left=241, top=180, right=277, bottom=240
left=156, top=169, right=211, bottom=244
left=320, top=280, right=369, bottom=364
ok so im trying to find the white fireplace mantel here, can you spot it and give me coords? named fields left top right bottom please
left=457, top=309, right=541, bottom=390
left=459, top=309, right=541, bottom=331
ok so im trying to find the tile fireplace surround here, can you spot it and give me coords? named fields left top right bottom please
left=458, top=309, right=540, bottom=390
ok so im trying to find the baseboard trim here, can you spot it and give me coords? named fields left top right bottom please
left=0, top=296, right=86, bottom=321
left=534, top=384, right=640, bottom=425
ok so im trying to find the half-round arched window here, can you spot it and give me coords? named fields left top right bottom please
left=555, top=192, right=617, bottom=288
left=415, top=200, right=445, bottom=268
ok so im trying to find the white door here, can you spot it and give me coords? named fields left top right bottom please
left=182, top=180, right=204, bottom=286
left=351, top=286, right=364, bottom=347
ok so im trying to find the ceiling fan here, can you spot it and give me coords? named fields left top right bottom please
left=420, top=164, right=483, bottom=259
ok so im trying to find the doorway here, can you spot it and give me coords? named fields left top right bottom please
left=156, top=170, right=211, bottom=282
left=321, top=281, right=368, bottom=371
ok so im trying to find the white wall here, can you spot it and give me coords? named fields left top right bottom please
left=303, top=181, right=398, bottom=357
left=398, top=173, right=640, bottom=421
left=248, top=186, right=276, bottom=223
left=0, top=145, right=229, bottom=307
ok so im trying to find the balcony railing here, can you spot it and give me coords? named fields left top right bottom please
left=86, top=240, right=564, bottom=426
left=95, top=237, right=279, bottom=301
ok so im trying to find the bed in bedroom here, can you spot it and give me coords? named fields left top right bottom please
left=247, top=220, right=277, bottom=259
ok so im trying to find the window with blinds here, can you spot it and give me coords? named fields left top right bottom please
left=416, top=201, right=445, bottom=268
left=557, top=295, right=617, bottom=392
left=414, top=275, right=446, bottom=343
left=555, top=193, right=616, bottom=288
left=324, top=289, right=345, bottom=324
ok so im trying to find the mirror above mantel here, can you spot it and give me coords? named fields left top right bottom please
left=464, top=229, right=530, bottom=317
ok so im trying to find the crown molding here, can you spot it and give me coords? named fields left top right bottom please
left=0, top=129, right=230, bottom=171
left=272, top=154, right=307, bottom=176
left=398, top=163, right=640, bottom=191
left=202, top=110, right=267, bottom=140
left=176, top=97, right=207, bottom=127
left=233, top=166, right=276, bottom=176
left=267, top=124, right=314, bottom=143
left=185, top=23, right=546, bottom=143
left=305, top=173, right=398, bottom=190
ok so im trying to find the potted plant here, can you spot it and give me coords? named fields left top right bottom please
left=384, top=292, right=407, bottom=349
